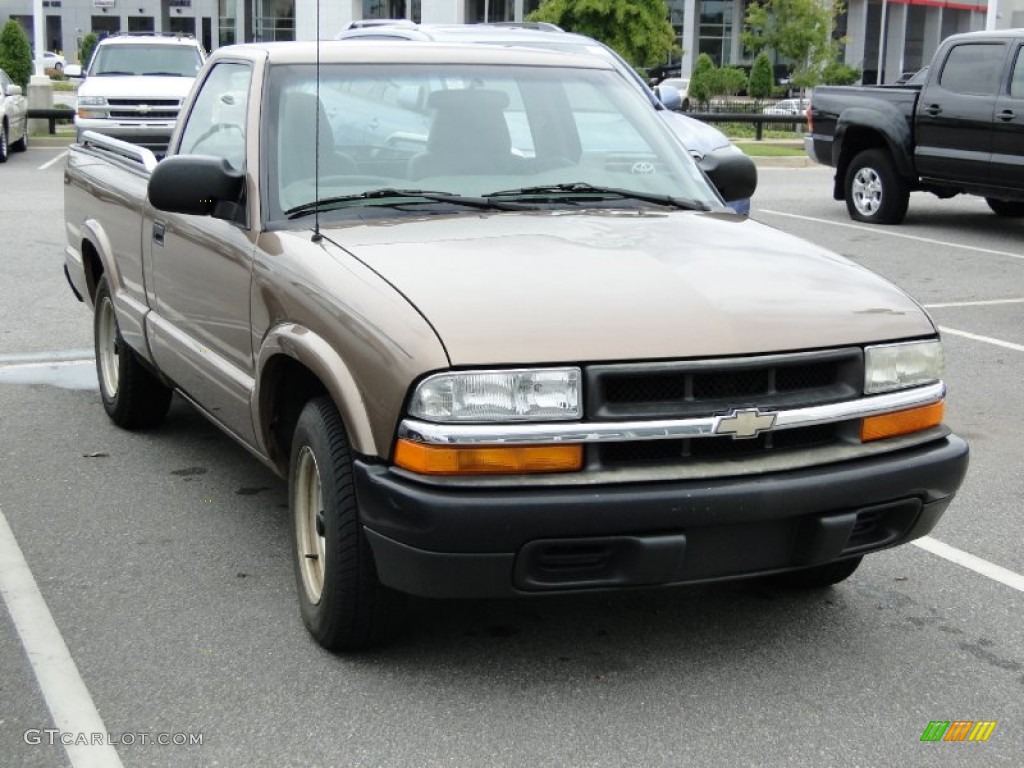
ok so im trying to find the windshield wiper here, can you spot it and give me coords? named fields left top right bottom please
left=142, top=71, right=189, bottom=77
left=284, top=188, right=532, bottom=219
left=94, top=70, right=136, bottom=76
left=484, top=182, right=711, bottom=211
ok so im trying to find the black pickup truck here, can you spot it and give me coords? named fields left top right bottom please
left=806, top=29, right=1024, bottom=224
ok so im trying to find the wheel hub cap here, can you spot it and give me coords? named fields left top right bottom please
left=852, top=167, right=883, bottom=216
left=295, top=446, right=326, bottom=604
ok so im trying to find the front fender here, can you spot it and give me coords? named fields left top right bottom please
left=254, top=324, right=378, bottom=459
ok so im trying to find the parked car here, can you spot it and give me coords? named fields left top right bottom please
left=762, top=98, right=810, bottom=116
left=65, top=41, right=965, bottom=651
left=74, top=34, right=206, bottom=154
left=658, top=77, right=692, bottom=111
left=0, top=67, right=29, bottom=162
left=335, top=22, right=755, bottom=215
left=807, top=29, right=1024, bottom=224
left=40, top=51, right=66, bottom=71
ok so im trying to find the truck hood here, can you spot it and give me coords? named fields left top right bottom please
left=78, top=75, right=195, bottom=100
left=326, top=211, right=935, bottom=366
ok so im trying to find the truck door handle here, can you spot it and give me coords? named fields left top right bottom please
left=923, top=104, right=942, bottom=116
left=152, top=221, right=165, bottom=246
left=997, top=109, right=1016, bottom=121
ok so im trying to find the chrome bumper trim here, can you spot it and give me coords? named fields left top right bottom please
left=398, top=381, right=946, bottom=446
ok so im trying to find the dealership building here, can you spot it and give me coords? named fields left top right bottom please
left=2, top=0, right=1022, bottom=83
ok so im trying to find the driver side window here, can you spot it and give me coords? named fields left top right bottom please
left=178, top=62, right=252, bottom=170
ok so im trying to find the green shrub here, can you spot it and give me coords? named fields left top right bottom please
left=79, top=33, right=99, bottom=71
left=748, top=53, right=774, bottom=101
left=0, top=20, right=33, bottom=89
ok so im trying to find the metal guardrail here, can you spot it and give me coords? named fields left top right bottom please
left=27, top=108, right=76, bottom=134
left=683, top=112, right=809, bottom=140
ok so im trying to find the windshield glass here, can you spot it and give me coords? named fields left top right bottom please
left=265, top=62, right=721, bottom=224
left=89, top=44, right=203, bottom=77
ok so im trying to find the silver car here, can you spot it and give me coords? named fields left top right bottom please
left=0, top=67, right=29, bottom=162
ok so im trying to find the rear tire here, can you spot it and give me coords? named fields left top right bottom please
left=291, top=396, right=404, bottom=651
left=844, top=149, right=909, bottom=224
left=985, top=198, right=1024, bottom=217
left=767, top=556, right=863, bottom=589
left=10, top=127, right=27, bottom=152
left=93, top=276, right=173, bottom=429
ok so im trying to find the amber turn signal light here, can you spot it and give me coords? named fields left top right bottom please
left=394, top=440, right=583, bottom=475
left=861, top=401, right=944, bottom=442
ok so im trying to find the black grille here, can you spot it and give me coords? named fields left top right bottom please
left=588, top=349, right=861, bottom=420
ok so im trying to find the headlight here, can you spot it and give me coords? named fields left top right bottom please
left=77, top=96, right=108, bottom=106
left=864, top=340, right=943, bottom=394
left=409, top=368, right=581, bottom=422
left=77, top=95, right=108, bottom=119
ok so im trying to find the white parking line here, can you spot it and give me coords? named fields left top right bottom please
left=925, top=298, right=1024, bottom=309
left=0, top=505, right=124, bottom=768
left=37, top=150, right=68, bottom=171
left=759, top=210, right=1024, bottom=262
left=913, top=536, right=1024, bottom=593
left=939, top=326, right=1024, bottom=353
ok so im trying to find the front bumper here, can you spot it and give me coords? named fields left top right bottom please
left=74, top=118, right=176, bottom=153
left=355, top=435, right=969, bottom=598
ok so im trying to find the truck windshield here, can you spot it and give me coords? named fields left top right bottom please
left=90, top=44, right=203, bottom=77
left=265, top=62, right=720, bottom=224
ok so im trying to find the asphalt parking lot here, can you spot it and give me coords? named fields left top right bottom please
left=1, top=145, right=1022, bottom=767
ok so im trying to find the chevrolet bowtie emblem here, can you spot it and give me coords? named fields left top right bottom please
left=714, top=408, right=777, bottom=439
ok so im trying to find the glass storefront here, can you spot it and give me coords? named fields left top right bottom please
left=253, top=0, right=294, bottom=42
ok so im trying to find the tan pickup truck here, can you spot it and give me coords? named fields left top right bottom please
left=64, top=41, right=968, bottom=651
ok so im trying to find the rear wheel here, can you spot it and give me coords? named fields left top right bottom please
left=291, top=396, right=404, bottom=651
left=767, top=556, right=863, bottom=589
left=10, top=126, right=27, bottom=152
left=985, top=198, right=1024, bottom=217
left=93, top=276, right=173, bottom=429
left=844, top=149, right=909, bottom=224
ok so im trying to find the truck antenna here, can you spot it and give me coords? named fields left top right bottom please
left=312, top=0, right=323, bottom=242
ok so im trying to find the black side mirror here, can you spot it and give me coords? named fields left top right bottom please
left=148, top=155, right=245, bottom=221
left=698, top=148, right=758, bottom=206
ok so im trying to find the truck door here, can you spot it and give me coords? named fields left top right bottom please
left=990, top=42, right=1024, bottom=191
left=914, top=40, right=1008, bottom=185
left=145, top=60, right=259, bottom=444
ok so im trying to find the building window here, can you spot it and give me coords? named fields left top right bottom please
left=699, top=0, right=733, bottom=67
left=363, top=0, right=409, bottom=18
left=220, top=0, right=237, bottom=46
left=465, top=0, right=516, bottom=24
left=253, top=0, right=294, bottom=42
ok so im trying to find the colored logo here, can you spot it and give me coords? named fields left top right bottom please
left=920, top=721, right=997, bottom=742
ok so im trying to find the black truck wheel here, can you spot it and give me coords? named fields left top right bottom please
left=93, top=276, right=173, bottom=429
left=985, top=198, right=1024, bottom=217
left=291, top=396, right=404, bottom=651
left=844, top=149, right=909, bottom=224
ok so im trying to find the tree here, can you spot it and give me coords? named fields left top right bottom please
left=80, top=33, right=99, bottom=70
left=822, top=60, right=861, bottom=85
left=0, top=20, right=33, bottom=90
left=687, top=53, right=715, bottom=109
left=528, top=0, right=677, bottom=72
left=748, top=52, right=774, bottom=101
left=711, top=67, right=748, bottom=98
left=742, top=0, right=846, bottom=92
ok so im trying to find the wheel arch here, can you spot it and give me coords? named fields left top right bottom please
left=834, top=115, right=913, bottom=200
left=255, top=325, right=379, bottom=475
left=79, top=219, right=121, bottom=301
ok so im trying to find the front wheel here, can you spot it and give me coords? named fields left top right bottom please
left=985, top=198, right=1024, bottom=217
left=93, top=276, right=173, bottom=429
left=0, top=124, right=9, bottom=163
left=844, top=149, right=909, bottom=224
left=766, top=556, right=863, bottom=589
left=10, top=126, right=27, bottom=152
left=291, top=396, right=404, bottom=651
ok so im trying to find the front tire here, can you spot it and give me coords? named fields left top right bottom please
left=0, top=124, right=9, bottom=163
left=985, top=198, right=1024, bottom=217
left=844, top=149, right=909, bottom=224
left=10, top=126, right=27, bottom=152
left=767, top=556, right=863, bottom=589
left=291, top=396, right=404, bottom=651
left=93, top=276, right=173, bottom=429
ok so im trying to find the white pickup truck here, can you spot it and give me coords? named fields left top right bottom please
left=64, top=41, right=968, bottom=651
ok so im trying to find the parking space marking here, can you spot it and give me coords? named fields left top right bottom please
left=0, top=505, right=124, bottom=768
left=914, top=536, right=1024, bottom=593
left=37, top=150, right=68, bottom=171
left=759, top=210, right=1024, bottom=262
left=939, top=326, right=1024, bottom=353
left=0, top=350, right=94, bottom=366
left=926, top=298, right=1024, bottom=308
